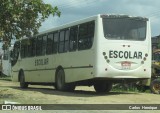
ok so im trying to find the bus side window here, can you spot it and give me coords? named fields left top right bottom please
left=78, top=23, right=87, bottom=50
left=64, top=29, right=70, bottom=52
left=31, top=38, right=36, bottom=57
left=42, top=35, right=47, bottom=55
left=69, top=26, right=78, bottom=51
left=28, top=38, right=36, bottom=57
left=59, top=30, right=65, bottom=53
left=36, top=36, right=43, bottom=56
left=78, top=21, right=95, bottom=50
left=47, top=33, right=54, bottom=54
left=53, top=32, right=58, bottom=54
left=88, top=21, right=95, bottom=46
left=27, top=39, right=32, bottom=57
left=21, top=39, right=29, bottom=58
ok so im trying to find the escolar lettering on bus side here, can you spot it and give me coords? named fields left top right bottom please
left=35, top=58, right=49, bottom=66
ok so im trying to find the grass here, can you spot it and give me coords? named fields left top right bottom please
left=111, top=83, right=152, bottom=94
left=0, top=76, right=11, bottom=81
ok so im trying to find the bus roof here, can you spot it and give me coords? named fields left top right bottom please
left=101, top=14, right=148, bottom=21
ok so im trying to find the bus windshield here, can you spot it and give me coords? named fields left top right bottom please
left=102, top=17, right=147, bottom=41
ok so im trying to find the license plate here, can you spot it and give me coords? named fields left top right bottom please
left=121, top=61, right=131, bottom=69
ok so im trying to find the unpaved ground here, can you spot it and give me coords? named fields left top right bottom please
left=0, top=80, right=160, bottom=113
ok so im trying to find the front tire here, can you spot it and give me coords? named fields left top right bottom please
left=94, top=81, right=112, bottom=93
left=19, top=71, right=28, bottom=89
left=56, top=69, right=66, bottom=91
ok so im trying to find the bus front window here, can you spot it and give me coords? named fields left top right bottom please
left=102, top=17, right=147, bottom=41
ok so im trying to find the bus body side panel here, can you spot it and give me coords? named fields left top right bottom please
left=24, top=56, right=55, bottom=83
left=22, top=49, right=95, bottom=83
left=64, top=50, right=94, bottom=83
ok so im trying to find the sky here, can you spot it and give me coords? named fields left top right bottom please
left=1, top=0, right=159, bottom=52
left=40, top=0, right=160, bottom=37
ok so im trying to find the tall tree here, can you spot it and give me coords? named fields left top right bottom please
left=0, top=0, right=60, bottom=49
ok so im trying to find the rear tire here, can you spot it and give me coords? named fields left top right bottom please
left=150, top=79, right=160, bottom=94
left=19, top=71, right=28, bottom=89
left=94, top=81, right=112, bottom=93
left=56, top=69, right=75, bottom=91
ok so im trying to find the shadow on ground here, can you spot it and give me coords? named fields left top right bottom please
left=8, top=85, right=140, bottom=97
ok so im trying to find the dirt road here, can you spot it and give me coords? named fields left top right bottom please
left=0, top=79, right=160, bottom=113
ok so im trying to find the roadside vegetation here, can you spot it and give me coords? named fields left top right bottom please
left=112, top=83, right=151, bottom=93
left=0, top=75, right=11, bottom=81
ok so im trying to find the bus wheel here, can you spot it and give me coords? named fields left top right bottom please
left=150, top=79, right=160, bottom=94
left=56, top=69, right=67, bottom=91
left=19, top=71, right=28, bottom=88
left=94, top=81, right=112, bottom=93
left=56, top=69, right=75, bottom=91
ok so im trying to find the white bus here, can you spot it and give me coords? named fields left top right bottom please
left=11, top=14, right=151, bottom=93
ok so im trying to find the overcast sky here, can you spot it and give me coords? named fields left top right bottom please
left=40, top=0, right=160, bottom=37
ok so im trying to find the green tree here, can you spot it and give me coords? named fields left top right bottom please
left=0, top=0, right=60, bottom=49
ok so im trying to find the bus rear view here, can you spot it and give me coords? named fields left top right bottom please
left=93, top=15, right=151, bottom=92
